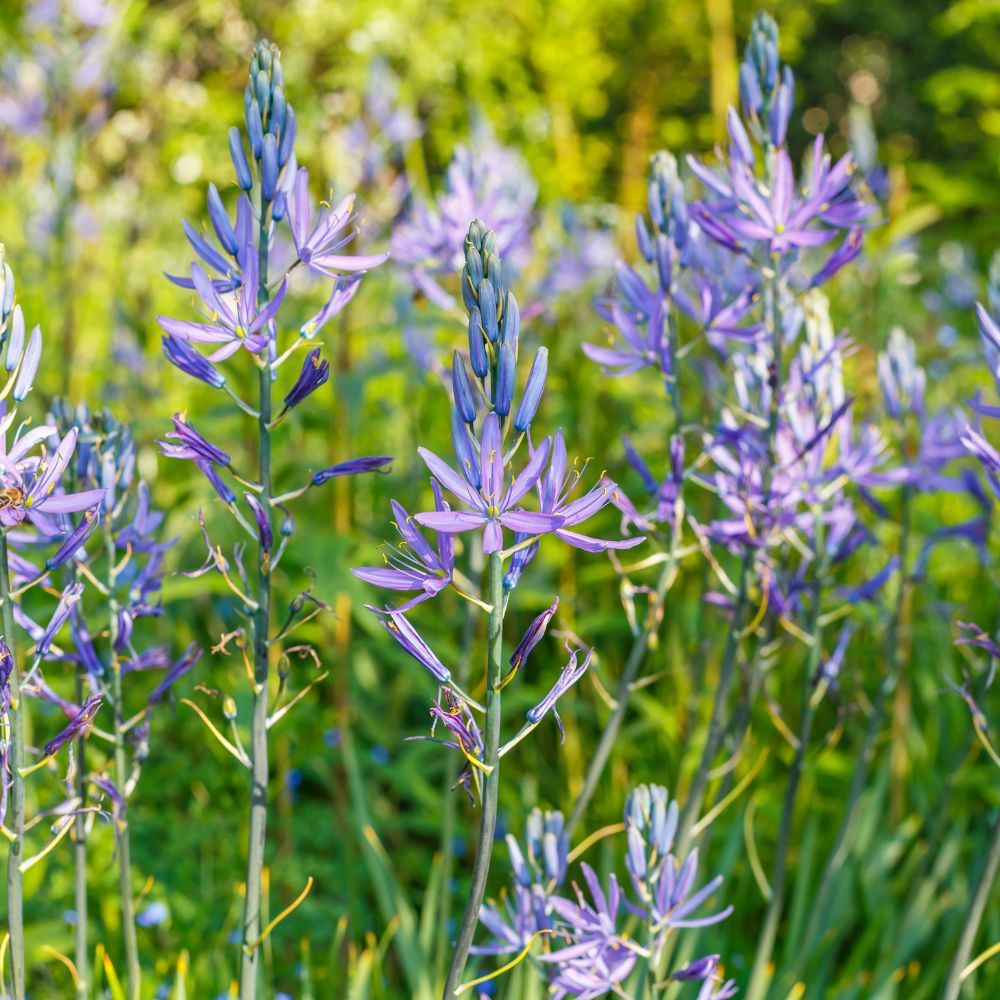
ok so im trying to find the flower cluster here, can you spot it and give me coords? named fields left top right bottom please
left=474, top=787, right=736, bottom=999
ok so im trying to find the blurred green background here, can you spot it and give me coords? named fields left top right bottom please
left=0, top=0, right=998, bottom=996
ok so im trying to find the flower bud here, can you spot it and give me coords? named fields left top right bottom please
left=245, top=100, right=264, bottom=159
left=229, top=127, right=253, bottom=191
left=468, top=307, right=489, bottom=378
left=0, top=260, right=14, bottom=325
left=514, top=347, right=547, bottom=432
left=495, top=340, right=515, bottom=417
left=452, top=351, right=476, bottom=425
left=277, top=105, right=296, bottom=167
left=451, top=407, right=481, bottom=489
left=13, top=324, right=41, bottom=401
left=5, top=304, right=24, bottom=372
left=223, top=695, right=238, bottom=720
left=478, top=279, right=498, bottom=343
left=207, top=184, right=238, bottom=256
left=500, top=290, right=519, bottom=347
left=261, top=134, right=279, bottom=201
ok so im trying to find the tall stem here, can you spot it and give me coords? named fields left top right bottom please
left=442, top=551, right=504, bottom=999
left=568, top=303, right=684, bottom=836
left=73, top=662, right=89, bottom=1000
left=567, top=560, right=672, bottom=836
left=674, top=555, right=750, bottom=858
left=792, top=489, right=912, bottom=974
left=2, top=533, right=25, bottom=999
left=942, top=810, right=1000, bottom=1000
left=745, top=517, right=825, bottom=1000
left=240, top=204, right=274, bottom=1000
left=106, top=525, right=140, bottom=999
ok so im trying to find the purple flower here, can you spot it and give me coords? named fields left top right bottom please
left=535, top=431, right=646, bottom=554
left=311, top=456, right=393, bottom=485
left=162, top=334, right=226, bottom=388
left=283, top=349, right=329, bottom=411
left=36, top=582, right=85, bottom=657
left=414, top=412, right=562, bottom=554
left=158, top=414, right=230, bottom=467
left=526, top=643, right=593, bottom=740
left=0, top=426, right=105, bottom=530
left=147, top=644, right=202, bottom=706
left=379, top=610, right=452, bottom=685
left=287, top=167, right=388, bottom=276
left=407, top=687, right=484, bottom=800
left=0, top=639, right=11, bottom=717
left=43, top=694, right=102, bottom=757
left=510, top=598, right=558, bottom=672
left=352, top=484, right=454, bottom=612
left=157, top=245, right=286, bottom=362
left=540, top=864, right=637, bottom=1000
left=647, top=848, right=732, bottom=932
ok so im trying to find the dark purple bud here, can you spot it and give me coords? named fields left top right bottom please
left=381, top=611, right=451, bottom=684
left=278, top=106, right=296, bottom=167
left=452, top=352, right=477, bottom=425
left=510, top=597, right=558, bottom=670
left=478, top=279, right=499, bottom=342
left=468, top=307, right=489, bottom=378
left=148, top=644, right=202, bottom=707
left=277, top=503, right=294, bottom=537
left=655, top=234, right=673, bottom=291
left=115, top=609, right=133, bottom=654
left=229, top=127, right=253, bottom=191
left=44, top=695, right=102, bottom=757
left=245, top=100, right=264, bottom=159
left=674, top=955, right=720, bottom=982
left=495, top=341, right=515, bottom=417
left=514, top=347, right=548, bottom=432
left=46, top=510, right=101, bottom=571
left=207, top=184, right=238, bottom=255
left=196, top=460, right=236, bottom=504
left=162, top=335, right=226, bottom=388
left=312, top=456, right=393, bottom=485
left=159, top=414, right=231, bottom=467
left=452, top=408, right=481, bottom=490
left=0, top=639, right=12, bottom=717
left=261, top=134, right=279, bottom=202
left=284, top=348, right=329, bottom=410
left=37, top=583, right=84, bottom=657
left=244, top=492, right=272, bottom=552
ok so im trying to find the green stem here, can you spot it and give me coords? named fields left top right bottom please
left=673, top=555, right=750, bottom=859
left=442, top=551, right=505, bottom=999
left=73, top=663, right=89, bottom=1000
left=791, top=488, right=912, bottom=975
left=745, top=516, right=826, bottom=1000
left=568, top=302, right=684, bottom=837
left=106, top=524, right=140, bottom=1000
left=2, top=532, right=25, bottom=999
left=240, top=202, right=274, bottom=1000
left=942, top=810, right=1000, bottom=1000
left=435, top=553, right=482, bottom=980
left=567, top=559, right=672, bottom=837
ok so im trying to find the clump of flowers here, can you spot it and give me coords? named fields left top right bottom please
left=355, top=216, right=640, bottom=997
left=155, top=39, right=391, bottom=999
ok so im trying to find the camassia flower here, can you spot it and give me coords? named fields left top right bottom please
left=157, top=245, right=286, bottom=361
left=0, top=423, right=105, bottom=529
left=286, top=167, right=389, bottom=276
left=415, top=411, right=562, bottom=554
left=352, top=482, right=454, bottom=612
